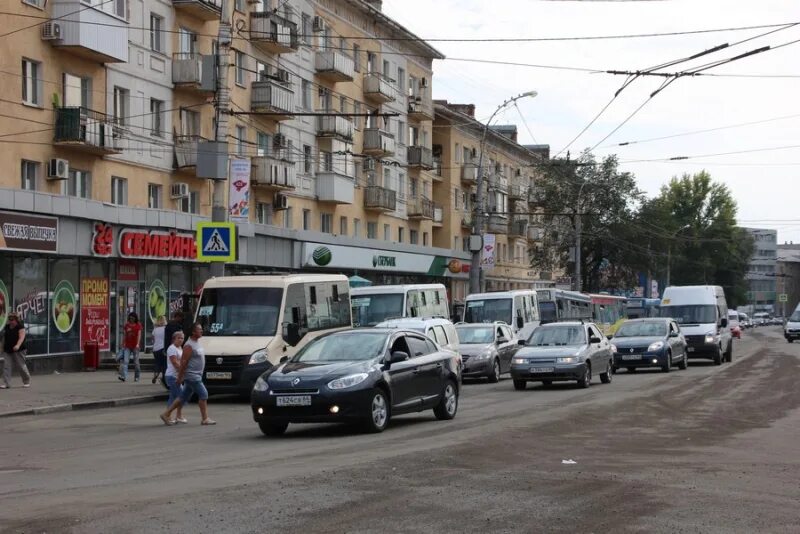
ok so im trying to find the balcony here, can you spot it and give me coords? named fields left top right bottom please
left=508, top=182, right=528, bottom=201
left=250, top=12, right=299, bottom=54
left=46, top=1, right=128, bottom=63
left=363, top=128, right=396, bottom=157
left=315, top=50, right=355, bottom=82
left=407, top=146, right=433, bottom=169
left=54, top=107, right=121, bottom=155
left=172, top=0, right=221, bottom=20
left=172, top=53, right=215, bottom=91
left=527, top=226, right=543, bottom=242
left=317, top=172, right=355, bottom=204
left=433, top=204, right=444, bottom=226
left=408, top=197, right=434, bottom=220
left=317, top=115, right=354, bottom=141
left=528, top=185, right=545, bottom=207
left=251, top=79, right=294, bottom=121
left=431, top=158, right=443, bottom=181
left=461, top=214, right=473, bottom=229
left=488, top=214, right=508, bottom=234
left=408, top=94, right=434, bottom=121
left=461, top=163, right=479, bottom=185
left=509, top=218, right=529, bottom=237
left=364, top=186, right=397, bottom=212
left=363, top=73, right=395, bottom=103
left=174, top=135, right=206, bottom=169
left=251, top=156, right=297, bottom=190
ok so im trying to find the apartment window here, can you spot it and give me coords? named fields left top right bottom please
left=236, top=125, right=246, bottom=155
left=410, top=229, right=419, bottom=245
left=150, top=14, right=163, bottom=53
left=423, top=232, right=429, bottom=246
left=20, top=160, right=38, bottom=191
left=397, top=67, right=405, bottom=92
left=321, top=213, right=333, bottom=234
left=410, top=178, right=418, bottom=199
left=235, top=51, right=246, bottom=86
left=354, top=101, right=362, bottom=130
left=63, top=170, right=92, bottom=199
left=367, top=52, right=376, bottom=73
left=454, top=236, right=459, bottom=250
left=384, top=167, right=392, bottom=189
left=148, top=184, right=162, bottom=209
left=283, top=207, right=293, bottom=229
left=383, top=224, right=390, bottom=241
left=256, top=202, right=273, bottom=225
left=181, top=192, right=199, bottom=214
left=301, top=13, right=311, bottom=44
left=303, top=209, right=311, bottom=230
left=367, top=222, right=377, bottom=239
left=353, top=218, right=361, bottom=238
left=111, top=176, right=128, bottom=206
left=397, top=121, right=406, bottom=145
left=178, top=28, right=196, bottom=55
left=398, top=173, right=406, bottom=200
left=383, top=60, right=390, bottom=78
left=235, top=0, right=246, bottom=11
left=180, top=109, right=200, bottom=136
left=256, top=132, right=270, bottom=156
left=339, top=216, right=348, bottom=236
left=21, top=59, right=41, bottom=106
left=455, top=143, right=461, bottom=163
left=398, top=227, right=405, bottom=243
left=63, top=73, right=90, bottom=109
left=150, top=99, right=163, bottom=136
left=353, top=44, right=361, bottom=72
left=302, top=80, right=311, bottom=110
left=23, top=0, right=45, bottom=7
left=303, top=145, right=312, bottom=174
left=454, top=188, right=460, bottom=209
left=113, top=87, right=129, bottom=126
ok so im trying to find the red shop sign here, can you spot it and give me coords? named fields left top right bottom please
left=118, top=260, right=139, bottom=281
left=91, top=223, right=197, bottom=261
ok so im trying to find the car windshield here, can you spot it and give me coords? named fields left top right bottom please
left=351, top=294, right=404, bottom=327
left=661, top=305, right=716, bottom=324
left=464, top=298, right=512, bottom=325
left=196, top=287, right=282, bottom=336
left=526, top=326, right=586, bottom=346
left=790, top=311, right=800, bottom=322
left=456, top=326, right=494, bottom=344
left=293, top=332, right=387, bottom=363
left=615, top=321, right=667, bottom=338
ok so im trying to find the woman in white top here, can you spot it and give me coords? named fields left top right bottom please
left=151, top=316, right=167, bottom=385
left=164, top=331, right=187, bottom=424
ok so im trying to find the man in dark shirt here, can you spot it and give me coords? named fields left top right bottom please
left=2, top=312, right=31, bottom=389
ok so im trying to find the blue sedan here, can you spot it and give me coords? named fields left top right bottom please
left=611, top=318, right=688, bottom=373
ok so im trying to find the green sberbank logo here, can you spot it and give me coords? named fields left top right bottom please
left=312, top=246, right=332, bottom=266
left=372, top=255, right=396, bottom=268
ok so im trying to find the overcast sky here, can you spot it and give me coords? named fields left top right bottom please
left=384, top=0, right=800, bottom=244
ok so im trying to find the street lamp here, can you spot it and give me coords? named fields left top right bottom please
left=666, top=224, right=692, bottom=287
left=469, top=91, right=539, bottom=294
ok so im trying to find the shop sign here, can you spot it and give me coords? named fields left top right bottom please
left=118, top=260, right=139, bottom=281
left=51, top=280, right=77, bottom=334
left=91, top=223, right=197, bottom=261
left=0, top=210, right=58, bottom=253
left=80, top=277, right=110, bottom=351
left=302, top=243, right=469, bottom=278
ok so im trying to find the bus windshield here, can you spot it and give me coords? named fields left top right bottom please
left=196, top=287, right=282, bottom=337
left=351, top=293, right=405, bottom=327
left=464, top=298, right=512, bottom=325
left=661, top=305, right=716, bottom=325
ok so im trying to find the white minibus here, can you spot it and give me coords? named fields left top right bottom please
left=351, top=284, right=449, bottom=327
left=463, top=290, right=540, bottom=339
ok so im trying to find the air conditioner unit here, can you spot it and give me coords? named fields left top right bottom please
left=171, top=183, right=190, bottom=199
left=47, top=158, right=69, bottom=180
left=273, top=133, right=287, bottom=149
left=276, top=68, right=291, bottom=83
left=41, top=22, right=61, bottom=40
left=274, top=193, right=289, bottom=210
left=312, top=16, right=326, bottom=32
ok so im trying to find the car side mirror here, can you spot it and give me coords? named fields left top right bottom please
left=606, top=334, right=613, bottom=340
left=279, top=355, right=289, bottom=364
left=518, top=339, right=526, bottom=346
left=497, top=336, right=508, bottom=344
left=589, top=336, right=602, bottom=344
left=669, top=331, right=679, bottom=338
left=516, top=316, right=524, bottom=329
left=389, top=351, right=409, bottom=364
left=720, top=318, right=728, bottom=328
left=282, top=323, right=302, bottom=347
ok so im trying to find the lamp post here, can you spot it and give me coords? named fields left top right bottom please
left=666, top=224, right=692, bottom=287
left=469, top=91, right=538, bottom=294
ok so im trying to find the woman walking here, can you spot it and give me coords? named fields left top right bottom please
left=151, top=316, right=167, bottom=384
left=118, top=312, right=142, bottom=382
left=160, top=323, right=215, bottom=426
left=1, top=312, right=31, bottom=389
left=163, top=330, right=187, bottom=424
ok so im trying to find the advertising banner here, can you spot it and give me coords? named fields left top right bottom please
left=80, top=277, right=110, bottom=350
left=301, top=243, right=469, bottom=278
left=229, top=158, right=251, bottom=222
left=0, top=210, right=58, bottom=253
left=481, top=234, right=496, bottom=269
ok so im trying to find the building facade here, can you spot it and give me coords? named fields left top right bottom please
left=743, top=228, right=778, bottom=315
left=777, top=243, right=800, bottom=317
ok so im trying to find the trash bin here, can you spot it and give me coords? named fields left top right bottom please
left=83, top=341, right=99, bottom=371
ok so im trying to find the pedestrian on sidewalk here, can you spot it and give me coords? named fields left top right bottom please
left=160, top=323, right=215, bottom=426
left=1, top=312, right=31, bottom=389
left=164, top=330, right=187, bottom=424
left=151, top=315, right=167, bottom=384
left=118, top=312, right=143, bottom=382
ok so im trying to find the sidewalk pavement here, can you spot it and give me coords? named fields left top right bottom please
left=0, top=370, right=168, bottom=419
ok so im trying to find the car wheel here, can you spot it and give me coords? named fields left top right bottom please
left=713, top=347, right=722, bottom=366
left=661, top=352, right=672, bottom=373
left=577, top=363, right=591, bottom=388
left=600, top=361, right=613, bottom=384
left=788, top=339, right=794, bottom=344
left=363, top=389, right=390, bottom=433
left=487, top=359, right=501, bottom=384
left=258, top=421, right=289, bottom=437
left=724, top=343, right=733, bottom=363
left=433, top=380, right=458, bottom=420
left=678, top=352, right=688, bottom=370
left=513, top=379, right=527, bottom=391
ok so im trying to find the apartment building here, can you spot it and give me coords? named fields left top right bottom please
left=0, top=0, right=470, bottom=368
left=742, top=228, right=778, bottom=315
left=431, top=101, right=556, bottom=301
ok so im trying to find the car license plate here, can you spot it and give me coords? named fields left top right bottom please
left=206, top=372, right=231, bottom=380
left=531, top=367, right=554, bottom=373
left=687, top=347, right=695, bottom=352
left=621, top=355, right=640, bottom=361
left=276, top=395, right=312, bottom=407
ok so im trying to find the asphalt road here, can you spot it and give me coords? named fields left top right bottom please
left=2, top=327, right=799, bottom=533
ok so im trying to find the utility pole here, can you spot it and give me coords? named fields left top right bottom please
left=573, top=172, right=587, bottom=293
left=210, top=0, right=232, bottom=278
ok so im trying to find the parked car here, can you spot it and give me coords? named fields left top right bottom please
left=456, top=322, right=519, bottom=382
left=375, top=317, right=460, bottom=354
left=510, top=321, right=614, bottom=390
left=251, top=329, right=461, bottom=435
left=611, top=318, right=688, bottom=373
left=785, top=307, right=800, bottom=343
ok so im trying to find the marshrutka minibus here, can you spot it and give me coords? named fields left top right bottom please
left=350, top=284, right=449, bottom=327
left=462, top=290, right=540, bottom=339
left=195, top=274, right=351, bottom=397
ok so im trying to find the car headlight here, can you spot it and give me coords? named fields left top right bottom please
left=248, top=348, right=269, bottom=365
left=647, top=341, right=665, bottom=352
left=512, top=358, right=527, bottom=365
left=253, top=376, right=269, bottom=392
left=473, top=349, right=494, bottom=361
left=327, top=373, right=369, bottom=390
left=610, top=344, right=618, bottom=353
left=556, top=357, right=577, bottom=364
left=704, top=333, right=716, bottom=344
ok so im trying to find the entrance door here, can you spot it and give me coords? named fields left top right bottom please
left=116, top=281, right=145, bottom=354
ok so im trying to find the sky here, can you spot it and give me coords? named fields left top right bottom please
left=383, top=0, right=800, bottom=244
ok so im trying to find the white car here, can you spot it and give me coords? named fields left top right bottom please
left=374, top=317, right=460, bottom=354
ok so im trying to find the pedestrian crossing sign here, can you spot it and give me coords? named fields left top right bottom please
left=196, top=222, right=237, bottom=262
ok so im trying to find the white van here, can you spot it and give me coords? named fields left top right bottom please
left=463, top=290, right=540, bottom=340
left=195, top=274, right=352, bottom=396
left=785, top=304, right=800, bottom=343
left=351, top=284, right=448, bottom=327
left=660, top=285, right=733, bottom=365
left=375, top=317, right=460, bottom=354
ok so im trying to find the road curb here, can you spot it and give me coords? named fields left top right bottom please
left=0, top=393, right=169, bottom=419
